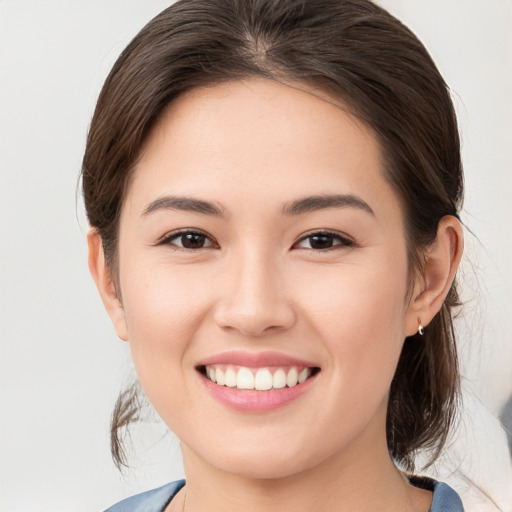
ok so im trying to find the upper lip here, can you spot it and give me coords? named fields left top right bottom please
left=196, top=350, right=319, bottom=369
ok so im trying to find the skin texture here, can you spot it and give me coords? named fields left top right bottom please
left=88, top=78, right=463, bottom=511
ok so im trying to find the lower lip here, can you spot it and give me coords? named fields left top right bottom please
left=198, top=370, right=319, bottom=412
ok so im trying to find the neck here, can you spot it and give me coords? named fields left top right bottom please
left=177, top=411, right=431, bottom=512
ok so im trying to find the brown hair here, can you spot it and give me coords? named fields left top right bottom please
left=82, top=0, right=462, bottom=471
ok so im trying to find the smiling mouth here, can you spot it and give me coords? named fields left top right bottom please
left=198, top=364, right=320, bottom=391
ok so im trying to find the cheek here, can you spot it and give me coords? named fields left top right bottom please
left=302, top=255, right=408, bottom=337
left=118, top=257, right=211, bottom=385
left=124, top=276, right=194, bottom=344
left=301, top=258, right=409, bottom=395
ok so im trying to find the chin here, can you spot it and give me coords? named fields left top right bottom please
left=216, top=455, right=312, bottom=480
left=192, top=438, right=327, bottom=481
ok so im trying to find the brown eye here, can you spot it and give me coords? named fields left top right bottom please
left=161, top=230, right=215, bottom=249
left=308, top=234, right=336, bottom=249
left=295, top=231, right=354, bottom=250
left=180, top=233, right=209, bottom=248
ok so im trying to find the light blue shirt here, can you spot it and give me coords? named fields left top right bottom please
left=104, top=478, right=464, bottom=511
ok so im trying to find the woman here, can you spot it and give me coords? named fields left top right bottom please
left=83, top=0, right=465, bottom=510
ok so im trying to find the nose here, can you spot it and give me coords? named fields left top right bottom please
left=213, top=249, right=296, bottom=337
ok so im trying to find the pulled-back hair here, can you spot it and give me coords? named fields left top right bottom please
left=82, top=0, right=463, bottom=471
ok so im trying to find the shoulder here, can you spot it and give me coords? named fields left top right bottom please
left=102, top=476, right=465, bottom=512
left=103, top=479, right=186, bottom=512
left=431, top=480, right=465, bottom=511
left=409, top=475, right=465, bottom=512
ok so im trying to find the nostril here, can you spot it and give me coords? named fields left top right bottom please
left=213, top=309, right=296, bottom=337
left=213, top=285, right=296, bottom=336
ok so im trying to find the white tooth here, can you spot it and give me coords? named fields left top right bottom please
left=286, top=367, right=298, bottom=387
left=225, top=367, right=237, bottom=387
left=254, top=368, right=273, bottom=390
left=208, top=367, right=216, bottom=383
left=273, top=368, right=287, bottom=389
left=237, top=367, right=255, bottom=389
left=216, top=367, right=225, bottom=385
left=298, top=368, right=309, bottom=383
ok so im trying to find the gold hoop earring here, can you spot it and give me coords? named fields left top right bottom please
left=418, top=321, right=424, bottom=336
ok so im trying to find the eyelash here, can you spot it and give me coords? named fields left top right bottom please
left=158, top=229, right=355, bottom=252
left=158, top=229, right=219, bottom=250
left=294, top=230, right=355, bottom=251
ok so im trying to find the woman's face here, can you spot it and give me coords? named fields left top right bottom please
left=114, top=78, right=420, bottom=479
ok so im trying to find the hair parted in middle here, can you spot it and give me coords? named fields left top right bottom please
left=82, top=0, right=463, bottom=471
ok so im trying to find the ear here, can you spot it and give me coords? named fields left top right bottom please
left=87, top=228, right=128, bottom=341
left=405, top=215, right=464, bottom=336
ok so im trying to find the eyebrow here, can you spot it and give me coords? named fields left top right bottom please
left=282, top=194, right=374, bottom=216
left=142, top=196, right=226, bottom=217
left=141, top=193, right=374, bottom=218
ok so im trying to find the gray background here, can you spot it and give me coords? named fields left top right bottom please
left=1, top=1, right=511, bottom=510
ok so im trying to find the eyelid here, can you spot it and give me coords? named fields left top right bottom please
left=293, top=229, right=356, bottom=249
left=157, top=228, right=219, bottom=248
left=156, top=228, right=354, bottom=251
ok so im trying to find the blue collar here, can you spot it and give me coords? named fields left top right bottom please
left=104, top=477, right=464, bottom=512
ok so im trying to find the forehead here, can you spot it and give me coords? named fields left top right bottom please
left=126, top=78, right=398, bottom=221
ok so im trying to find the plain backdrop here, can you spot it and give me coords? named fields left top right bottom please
left=1, top=1, right=511, bottom=511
